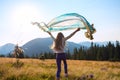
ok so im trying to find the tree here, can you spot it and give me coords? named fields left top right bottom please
left=114, top=41, right=120, bottom=61
left=73, top=48, right=78, bottom=60
left=66, top=49, right=72, bottom=59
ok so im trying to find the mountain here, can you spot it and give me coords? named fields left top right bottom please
left=79, top=41, right=92, bottom=48
left=0, top=43, right=15, bottom=55
left=22, top=39, right=117, bottom=57
left=22, top=38, right=53, bottom=57
left=22, top=38, right=80, bottom=57
left=0, top=38, right=117, bottom=57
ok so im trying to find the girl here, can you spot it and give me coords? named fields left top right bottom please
left=47, top=28, right=80, bottom=80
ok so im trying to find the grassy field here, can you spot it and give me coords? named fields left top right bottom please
left=0, top=58, right=120, bottom=80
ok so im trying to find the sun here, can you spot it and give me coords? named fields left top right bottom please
left=9, top=4, right=45, bottom=45
left=10, top=4, right=41, bottom=31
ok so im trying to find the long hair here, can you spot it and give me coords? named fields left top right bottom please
left=52, top=32, right=65, bottom=50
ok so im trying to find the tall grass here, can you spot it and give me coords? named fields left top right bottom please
left=0, top=58, right=120, bottom=80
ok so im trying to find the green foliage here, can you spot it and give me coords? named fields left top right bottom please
left=0, top=54, right=5, bottom=57
left=71, top=41, right=120, bottom=61
left=29, top=41, right=120, bottom=61
left=6, top=41, right=119, bottom=61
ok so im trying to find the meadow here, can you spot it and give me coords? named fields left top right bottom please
left=0, top=58, right=120, bottom=80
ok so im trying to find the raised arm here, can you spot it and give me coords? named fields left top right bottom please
left=65, top=28, right=80, bottom=40
left=46, top=31, right=55, bottom=41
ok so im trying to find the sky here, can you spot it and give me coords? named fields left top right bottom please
left=0, top=0, right=120, bottom=46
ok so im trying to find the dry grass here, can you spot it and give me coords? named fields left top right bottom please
left=0, top=58, right=120, bottom=80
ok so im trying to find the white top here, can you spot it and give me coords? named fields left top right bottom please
left=48, top=29, right=78, bottom=54
left=53, top=38, right=65, bottom=53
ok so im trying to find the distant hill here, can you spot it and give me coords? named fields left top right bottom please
left=0, top=43, right=15, bottom=55
left=22, top=38, right=80, bottom=57
left=0, top=38, right=117, bottom=57
left=22, top=38, right=53, bottom=57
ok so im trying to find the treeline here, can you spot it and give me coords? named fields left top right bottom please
left=31, top=41, right=120, bottom=61
left=0, top=41, right=120, bottom=61
left=41, top=41, right=120, bottom=61
left=69, top=41, right=120, bottom=61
